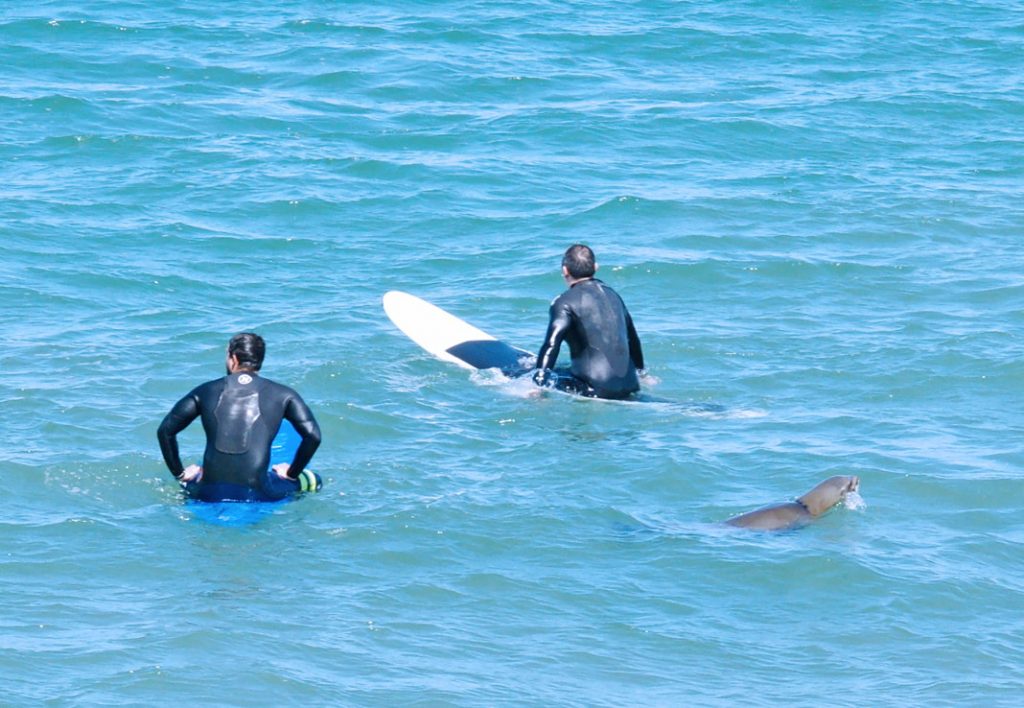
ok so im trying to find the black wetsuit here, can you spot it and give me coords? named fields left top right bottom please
left=536, top=278, right=644, bottom=399
left=157, top=371, right=321, bottom=502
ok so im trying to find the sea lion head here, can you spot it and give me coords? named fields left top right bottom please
left=799, top=475, right=861, bottom=517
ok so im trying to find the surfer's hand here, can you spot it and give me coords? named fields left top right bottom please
left=180, top=464, right=203, bottom=483
left=532, top=368, right=553, bottom=387
left=272, top=463, right=293, bottom=480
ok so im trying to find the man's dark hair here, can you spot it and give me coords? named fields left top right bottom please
left=228, top=332, right=266, bottom=371
left=562, top=244, right=596, bottom=279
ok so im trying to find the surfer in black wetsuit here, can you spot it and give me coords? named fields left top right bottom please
left=157, top=332, right=322, bottom=502
left=534, top=244, right=645, bottom=399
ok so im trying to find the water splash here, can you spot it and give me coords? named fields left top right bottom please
left=844, top=490, right=867, bottom=511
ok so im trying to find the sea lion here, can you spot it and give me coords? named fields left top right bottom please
left=725, top=475, right=860, bottom=531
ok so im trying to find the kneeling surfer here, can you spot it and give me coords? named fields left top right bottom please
left=534, top=244, right=645, bottom=399
left=157, top=332, right=322, bottom=501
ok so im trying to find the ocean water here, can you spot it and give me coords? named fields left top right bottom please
left=2, top=1, right=1023, bottom=704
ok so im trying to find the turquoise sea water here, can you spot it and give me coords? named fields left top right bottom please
left=2, top=1, right=1023, bottom=704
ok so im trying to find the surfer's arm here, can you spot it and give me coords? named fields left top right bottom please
left=626, top=312, right=644, bottom=371
left=281, top=394, right=322, bottom=480
left=157, top=392, right=201, bottom=478
left=536, top=301, right=572, bottom=372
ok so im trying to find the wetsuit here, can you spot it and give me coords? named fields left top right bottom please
left=535, top=278, right=644, bottom=399
left=157, top=371, right=321, bottom=502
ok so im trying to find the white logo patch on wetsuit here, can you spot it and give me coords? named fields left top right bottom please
left=238, top=374, right=253, bottom=385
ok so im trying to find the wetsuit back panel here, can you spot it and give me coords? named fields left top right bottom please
left=213, top=385, right=261, bottom=454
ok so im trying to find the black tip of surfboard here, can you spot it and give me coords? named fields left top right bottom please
left=446, top=340, right=533, bottom=376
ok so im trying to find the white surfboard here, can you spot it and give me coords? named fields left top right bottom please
left=383, top=290, right=534, bottom=375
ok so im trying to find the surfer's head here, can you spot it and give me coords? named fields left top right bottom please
left=562, top=244, right=597, bottom=280
left=227, top=332, right=265, bottom=373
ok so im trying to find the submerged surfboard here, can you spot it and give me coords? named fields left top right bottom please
left=383, top=290, right=534, bottom=376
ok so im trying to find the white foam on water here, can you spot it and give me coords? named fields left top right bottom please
left=844, top=490, right=867, bottom=511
